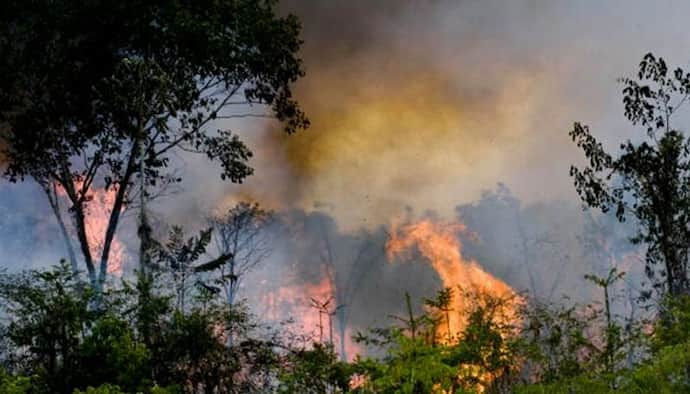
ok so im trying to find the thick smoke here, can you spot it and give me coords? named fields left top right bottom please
left=0, top=182, right=67, bottom=272
left=176, top=0, right=667, bottom=338
left=237, top=184, right=643, bottom=357
left=252, top=0, right=690, bottom=229
left=160, top=0, right=690, bottom=230
left=0, top=0, right=678, bottom=353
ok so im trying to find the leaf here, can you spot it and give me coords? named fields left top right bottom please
left=193, top=253, right=232, bottom=273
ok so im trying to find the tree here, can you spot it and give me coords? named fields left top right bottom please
left=584, top=268, right=626, bottom=373
left=207, top=202, right=273, bottom=308
left=0, top=262, right=139, bottom=392
left=278, top=343, right=353, bottom=394
left=355, top=331, right=460, bottom=394
left=0, top=262, right=93, bottom=391
left=424, top=287, right=454, bottom=344
left=519, top=299, right=600, bottom=384
left=306, top=212, right=384, bottom=361
left=152, top=225, right=230, bottom=312
left=0, top=259, right=287, bottom=393
left=570, top=53, right=690, bottom=298
left=0, top=0, right=308, bottom=290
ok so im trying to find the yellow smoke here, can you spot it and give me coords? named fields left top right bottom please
left=278, top=63, right=553, bottom=229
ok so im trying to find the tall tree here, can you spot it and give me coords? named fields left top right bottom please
left=207, top=202, right=273, bottom=308
left=0, top=0, right=308, bottom=290
left=570, top=53, right=690, bottom=298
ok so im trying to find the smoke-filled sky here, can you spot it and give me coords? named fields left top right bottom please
left=2, top=0, right=678, bottom=349
left=3, top=1, right=690, bottom=238
left=2, top=1, right=687, bottom=275
left=173, top=0, right=690, bottom=231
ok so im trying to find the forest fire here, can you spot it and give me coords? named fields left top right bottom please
left=386, top=219, right=520, bottom=340
left=4, top=1, right=688, bottom=391
left=262, top=272, right=335, bottom=339
left=57, top=182, right=126, bottom=276
left=260, top=268, right=363, bottom=360
left=83, top=185, right=125, bottom=275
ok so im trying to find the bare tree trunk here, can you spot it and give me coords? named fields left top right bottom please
left=42, top=182, right=78, bottom=274
left=337, top=307, right=347, bottom=361
left=405, top=292, right=417, bottom=340
left=328, top=312, right=334, bottom=346
left=515, top=211, right=539, bottom=298
left=59, top=168, right=97, bottom=288
left=100, top=142, right=138, bottom=286
left=318, top=310, right=324, bottom=343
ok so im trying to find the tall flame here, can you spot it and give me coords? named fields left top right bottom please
left=83, top=185, right=125, bottom=276
left=57, top=181, right=126, bottom=276
left=386, top=219, right=518, bottom=340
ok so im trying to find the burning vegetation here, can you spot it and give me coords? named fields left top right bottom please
left=56, top=181, right=126, bottom=276
left=3, top=1, right=690, bottom=394
left=386, top=219, right=521, bottom=341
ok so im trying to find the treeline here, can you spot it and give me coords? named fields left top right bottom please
left=2, top=261, right=690, bottom=393
left=2, top=0, right=690, bottom=392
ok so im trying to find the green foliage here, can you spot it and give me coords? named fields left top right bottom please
left=354, top=288, right=521, bottom=393
left=0, top=262, right=282, bottom=393
left=0, top=0, right=308, bottom=286
left=72, top=384, right=126, bottom=394
left=72, top=383, right=178, bottom=394
left=570, top=53, right=690, bottom=297
left=516, top=292, right=690, bottom=392
left=622, top=340, right=690, bottom=393
left=152, top=226, right=225, bottom=311
left=515, top=374, right=612, bottom=394
left=154, top=308, right=239, bottom=391
left=0, top=369, right=33, bottom=394
left=653, top=295, right=690, bottom=350
left=519, top=300, right=599, bottom=382
left=451, top=289, right=522, bottom=391
left=517, top=341, right=690, bottom=394
left=77, top=315, right=151, bottom=391
left=2, top=261, right=690, bottom=393
left=584, top=268, right=627, bottom=373
left=355, top=330, right=460, bottom=394
left=279, top=343, right=353, bottom=393
left=424, top=287, right=455, bottom=344
left=0, top=262, right=98, bottom=391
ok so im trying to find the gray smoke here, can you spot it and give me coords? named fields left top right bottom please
left=0, top=0, right=678, bottom=356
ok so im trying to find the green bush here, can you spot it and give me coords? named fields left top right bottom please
left=620, top=341, right=690, bottom=393
left=73, top=384, right=125, bottom=394
left=72, top=384, right=178, bottom=394
left=515, top=374, right=612, bottom=394
left=77, top=314, right=152, bottom=391
left=0, top=369, right=33, bottom=394
left=278, top=343, right=353, bottom=393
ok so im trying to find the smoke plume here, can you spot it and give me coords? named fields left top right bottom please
left=0, top=0, right=677, bottom=355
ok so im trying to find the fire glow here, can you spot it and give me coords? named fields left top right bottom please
left=57, top=182, right=126, bottom=276
left=260, top=268, right=363, bottom=361
left=386, top=219, right=519, bottom=340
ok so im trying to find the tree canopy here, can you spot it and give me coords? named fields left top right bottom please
left=0, top=0, right=308, bottom=288
left=570, top=53, right=690, bottom=298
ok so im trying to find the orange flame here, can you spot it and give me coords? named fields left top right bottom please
left=386, top=219, right=518, bottom=340
left=260, top=269, right=364, bottom=361
left=57, top=181, right=126, bottom=276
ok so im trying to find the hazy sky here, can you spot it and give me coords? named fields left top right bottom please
left=7, top=1, right=686, bottom=234
left=0, top=0, right=667, bottom=323
left=169, top=0, right=690, bottom=231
